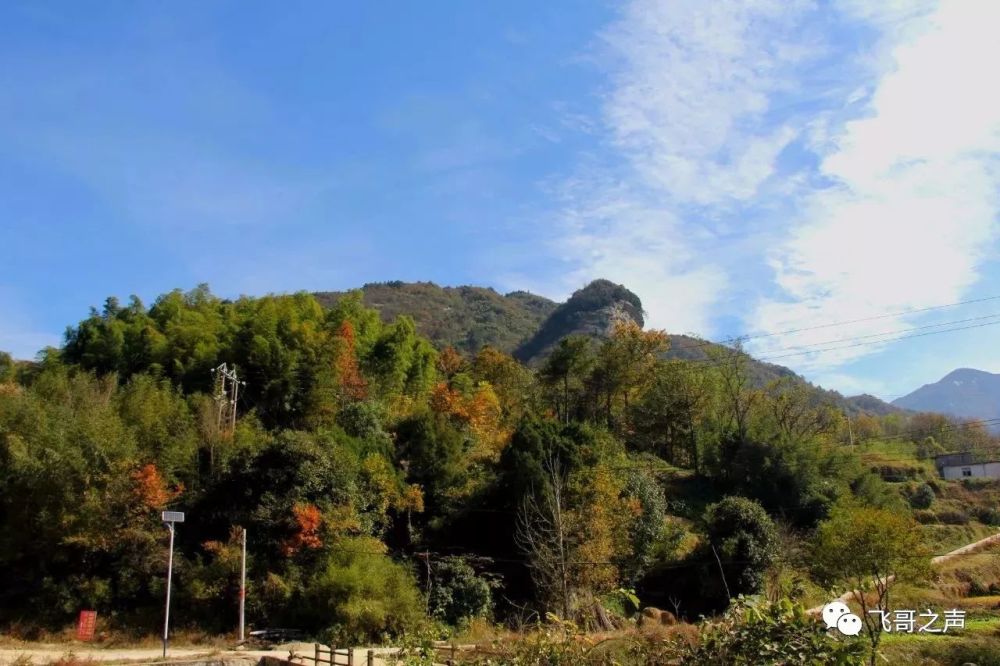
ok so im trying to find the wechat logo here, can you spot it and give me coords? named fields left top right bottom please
left=823, top=600, right=863, bottom=636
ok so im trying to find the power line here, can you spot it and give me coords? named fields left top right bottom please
left=677, top=317, right=1000, bottom=371
left=751, top=312, right=1000, bottom=357
left=699, top=293, right=1000, bottom=351
left=856, top=416, right=1000, bottom=445
left=756, top=319, right=1000, bottom=364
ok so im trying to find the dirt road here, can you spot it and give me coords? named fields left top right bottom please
left=0, top=644, right=403, bottom=666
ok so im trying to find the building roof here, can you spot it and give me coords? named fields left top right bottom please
left=935, top=452, right=1000, bottom=468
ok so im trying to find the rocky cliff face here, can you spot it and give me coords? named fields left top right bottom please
left=514, top=279, right=643, bottom=365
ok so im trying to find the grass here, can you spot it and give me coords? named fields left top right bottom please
left=881, top=615, right=1000, bottom=666
left=920, top=523, right=998, bottom=554
left=861, top=439, right=922, bottom=459
left=880, top=538, right=1000, bottom=664
left=0, top=627, right=235, bottom=650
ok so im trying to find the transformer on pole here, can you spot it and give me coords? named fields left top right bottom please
left=211, top=363, right=245, bottom=437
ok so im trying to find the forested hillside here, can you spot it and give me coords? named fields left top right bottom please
left=313, top=282, right=556, bottom=356
left=0, top=282, right=987, bottom=662
left=314, top=279, right=898, bottom=418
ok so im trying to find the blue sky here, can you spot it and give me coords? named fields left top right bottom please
left=2, top=1, right=999, bottom=401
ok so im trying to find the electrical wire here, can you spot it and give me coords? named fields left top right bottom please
left=670, top=293, right=1000, bottom=354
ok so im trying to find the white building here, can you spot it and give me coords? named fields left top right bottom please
left=935, top=452, right=1000, bottom=480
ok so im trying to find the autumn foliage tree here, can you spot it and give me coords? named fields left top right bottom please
left=335, top=321, right=368, bottom=401
left=283, top=503, right=324, bottom=556
left=589, top=320, right=669, bottom=429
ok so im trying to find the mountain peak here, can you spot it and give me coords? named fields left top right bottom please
left=514, top=280, right=643, bottom=364
left=893, top=367, right=1000, bottom=429
left=565, top=279, right=643, bottom=317
left=940, top=367, right=998, bottom=382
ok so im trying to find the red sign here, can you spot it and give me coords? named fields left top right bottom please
left=77, top=610, right=97, bottom=641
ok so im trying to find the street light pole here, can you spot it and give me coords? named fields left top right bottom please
left=161, top=511, right=185, bottom=659
left=239, top=527, right=247, bottom=643
left=163, top=522, right=175, bottom=658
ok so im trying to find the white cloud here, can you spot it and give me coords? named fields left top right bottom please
left=752, top=0, right=1000, bottom=370
left=541, top=0, right=819, bottom=333
left=601, top=0, right=813, bottom=204
left=813, top=371, right=891, bottom=399
left=553, top=173, right=727, bottom=334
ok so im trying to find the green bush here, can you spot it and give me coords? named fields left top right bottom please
left=704, top=497, right=778, bottom=598
left=973, top=506, right=1000, bottom=526
left=302, top=538, right=424, bottom=644
left=683, top=597, right=865, bottom=665
left=427, top=556, right=498, bottom=626
left=872, top=464, right=922, bottom=481
left=915, top=437, right=945, bottom=461
left=935, top=509, right=970, bottom=525
left=908, top=483, right=935, bottom=510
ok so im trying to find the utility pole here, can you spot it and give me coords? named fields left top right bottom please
left=211, top=363, right=246, bottom=443
left=845, top=409, right=855, bottom=446
left=418, top=552, right=432, bottom=612
left=239, top=527, right=247, bottom=643
left=162, top=511, right=185, bottom=658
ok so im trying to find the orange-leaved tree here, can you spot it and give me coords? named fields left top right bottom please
left=283, top=503, right=324, bottom=556
left=335, top=321, right=368, bottom=401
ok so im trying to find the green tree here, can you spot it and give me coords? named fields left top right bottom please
left=762, top=377, right=838, bottom=443
left=708, top=343, right=759, bottom=460
left=630, top=360, right=713, bottom=470
left=498, top=417, right=620, bottom=505
left=728, top=437, right=844, bottom=527
left=540, top=337, right=593, bottom=424
left=116, top=374, right=199, bottom=482
left=365, top=316, right=437, bottom=401
left=589, top=321, right=668, bottom=429
left=395, top=411, right=468, bottom=516
left=704, top=497, right=778, bottom=600
left=0, top=351, right=15, bottom=383
left=812, top=507, right=929, bottom=666
left=620, top=467, right=667, bottom=584
left=0, top=368, right=171, bottom=621
left=472, top=346, right=537, bottom=425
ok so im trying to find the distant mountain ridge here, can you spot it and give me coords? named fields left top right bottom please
left=314, top=279, right=899, bottom=417
left=893, top=368, right=1000, bottom=426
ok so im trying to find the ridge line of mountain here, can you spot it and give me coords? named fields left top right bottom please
left=314, top=278, right=901, bottom=417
